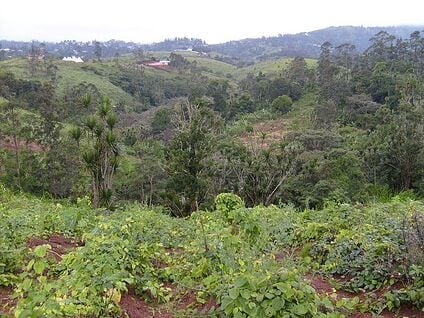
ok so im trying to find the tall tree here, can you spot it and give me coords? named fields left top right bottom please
left=71, top=95, right=119, bottom=208
left=164, top=101, right=221, bottom=216
left=0, top=98, right=37, bottom=189
left=93, top=40, right=102, bottom=62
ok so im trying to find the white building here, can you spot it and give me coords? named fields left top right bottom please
left=62, top=56, right=84, bottom=63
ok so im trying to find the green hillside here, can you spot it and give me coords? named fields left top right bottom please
left=0, top=58, right=143, bottom=108
left=233, top=57, right=317, bottom=80
left=186, top=56, right=237, bottom=76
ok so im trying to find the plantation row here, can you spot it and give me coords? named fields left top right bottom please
left=0, top=186, right=423, bottom=317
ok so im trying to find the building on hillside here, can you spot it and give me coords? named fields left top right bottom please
left=142, top=60, right=170, bottom=69
left=62, top=56, right=84, bottom=63
left=143, top=60, right=170, bottom=66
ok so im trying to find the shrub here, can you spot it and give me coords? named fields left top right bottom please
left=271, top=95, right=293, bottom=114
left=215, top=193, right=245, bottom=221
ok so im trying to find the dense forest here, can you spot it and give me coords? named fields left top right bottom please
left=0, top=27, right=423, bottom=317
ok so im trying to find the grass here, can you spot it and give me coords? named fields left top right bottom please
left=233, top=57, right=317, bottom=80
left=285, top=91, right=317, bottom=130
left=0, top=58, right=141, bottom=108
left=185, top=56, right=237, bottom=77
left=0, top=96, right=7, bottom=106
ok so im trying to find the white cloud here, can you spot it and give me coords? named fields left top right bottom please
left=0, top=0, right=423, bottom=43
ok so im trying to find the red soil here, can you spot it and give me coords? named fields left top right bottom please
left=305, top=274, right=356, bottom=299
left=0, top=286, right=15, bottom=316
left=176, top=289, right=217, bottom=314
left=27, top=234, right=81, bottom=261
left=1, top=137, right=45, bottom=152
left=305, top=274, right=424, bottom=318
left=120, top=287, right=172, bottom=318
left=350, top=306, right=423, bottom=318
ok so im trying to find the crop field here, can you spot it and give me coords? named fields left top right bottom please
left=0, top=187, right=422, bottom=317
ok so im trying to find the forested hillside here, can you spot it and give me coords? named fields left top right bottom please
left=210, top=25, right=424, bottom=63
left=1, top=26, right=424, bottom=317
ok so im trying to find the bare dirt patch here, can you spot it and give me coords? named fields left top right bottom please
left=176, top=289, right=217, bottom=314
left=305, top=274, right=354, bottom=299
left=0, top=286, right=16, bottom=316
left=1, top=137, right=45, bottom=152
left=120, top=287, right=172, bottom=318
left=27, top=234, right=81, bottom=261
left=239, top=118, right=291, bottom=148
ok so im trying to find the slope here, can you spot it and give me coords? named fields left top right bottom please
left=0, top=57, right=143, bottom=109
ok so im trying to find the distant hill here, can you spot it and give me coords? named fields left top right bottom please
left=209, top=25, right=424, bottom=62
left=1, top=25, right=423, bottom=65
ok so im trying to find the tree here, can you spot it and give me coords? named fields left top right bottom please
left=334, top=43, right=356, bottom=81
left=169, top=53, right=189, bottom=69
left=271, top=95, right=293, bottom=114
left=28, top=41, right=41, bottom=75
left=36, top=82, right=79, bottom=197
left=151, top=108, right=172, bottom=135
left=214, top=139, right=302, bottom=206
left=286, top=56, right=309, bottom=88
left=207, top=79, right=229, bottom=112
left=0, top=98, right=38, bottom=190
left=93, top=41, right=102, bottom=62
left=0, top=44, right=6, bottom=61
left=365, top=102, right=424, bottom=191
left=71, top=95, right=119, bottom=208
left=164, top=102, right=221, bottom=216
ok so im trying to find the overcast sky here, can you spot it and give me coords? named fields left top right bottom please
left=0, top=0, right=423, bottom=44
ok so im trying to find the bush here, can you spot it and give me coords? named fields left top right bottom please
left=271, top=95, right=293, bottom=114
left=215, top=193, right=245, bottom=221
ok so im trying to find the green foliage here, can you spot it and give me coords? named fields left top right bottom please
left=164, top=103, right=222, bottom=215
left=271, top=95, right=293, bottom=114
left=151, top=108, right=172, bottom=134
left=219, top=269, right=331, bottom=318
left=215, top=193, right=245, bottom=221
left=1, top=186, right=424, bottom=316
left=72, top=95, right=120, bottom=208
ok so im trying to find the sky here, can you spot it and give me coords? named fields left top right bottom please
left=0, top=0, right=423, bottom=44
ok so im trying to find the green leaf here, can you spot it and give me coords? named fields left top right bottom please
left=248, top=302, right=256, bottom=309
left=272, top=297, right=284, bottom=311
left=34, top=244, right=50, bottom=258
left=294, top=303, right=308, bottom=315
left=33, top=260, right=47, bottom=275
left=235, top=277, right=247, bottom=288
left=229, top=288, right=239, bottom=300
left=240, top=289, right=251, bottom=299
left=22, top=278, right=32, bottom=290
left=265, top=292, right=274, bottom=299
left=26, top=259, right=35, bottom=271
